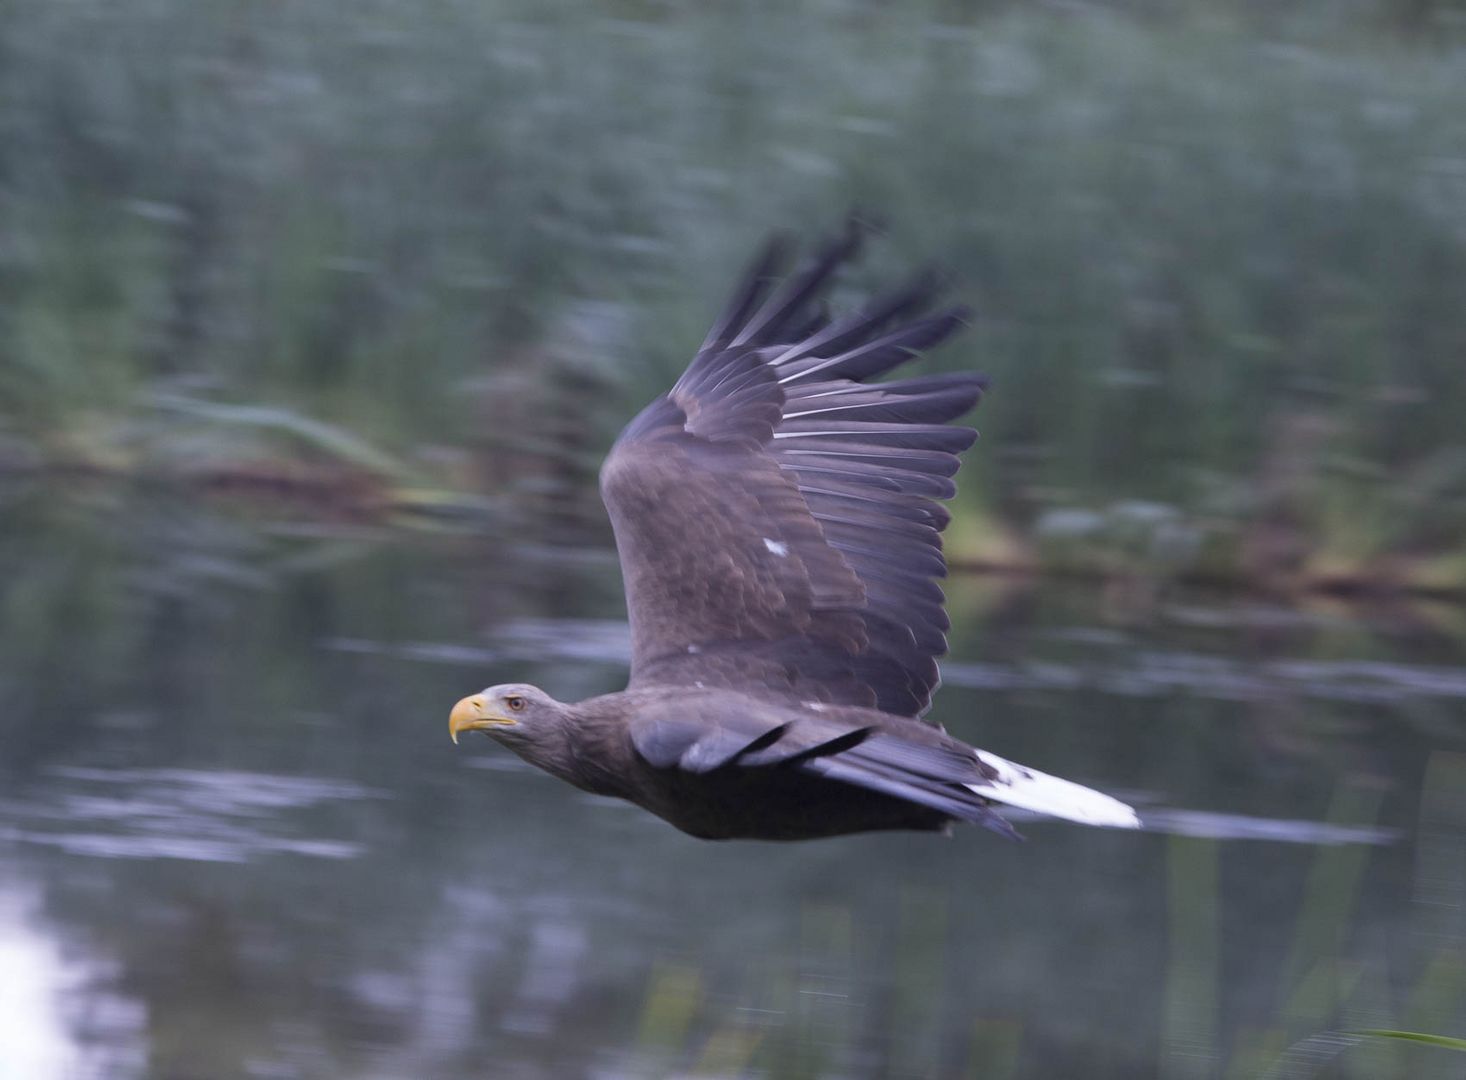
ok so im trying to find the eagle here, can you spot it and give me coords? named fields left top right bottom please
left=450, top=224, right=1138, bottom=841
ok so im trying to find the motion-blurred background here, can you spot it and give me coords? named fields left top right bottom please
left=2, top=2, right=1464, bottom=1078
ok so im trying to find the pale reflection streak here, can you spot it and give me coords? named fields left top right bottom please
left=5, top=769, right=382, bottom=863
left=330, top=619, right=1466, bottom=706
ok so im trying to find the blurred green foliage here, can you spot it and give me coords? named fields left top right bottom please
left=1, top=0, right=1464, bottom=583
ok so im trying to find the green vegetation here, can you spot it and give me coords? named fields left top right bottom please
left=1350, top=1029, right=1466, bottom=1051
left=2, top=1, right=1465, bottom=588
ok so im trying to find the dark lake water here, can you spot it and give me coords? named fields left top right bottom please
left=2, top=485, right=1463, bottom=1079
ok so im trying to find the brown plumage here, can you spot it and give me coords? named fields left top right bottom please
left=450, top=225, right=1139, bottom=840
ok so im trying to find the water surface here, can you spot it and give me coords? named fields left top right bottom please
left=2, top=487, right=1463, bottom=1079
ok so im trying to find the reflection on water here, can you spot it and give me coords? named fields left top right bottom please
left=5, top=768, right=379, bottom=862
left=1, top=487, right=1464, bottom=1079
left=339, top=617, right=1466, bottom=710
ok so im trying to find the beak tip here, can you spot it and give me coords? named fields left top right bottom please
left=449, top=695, right=481, bottom=746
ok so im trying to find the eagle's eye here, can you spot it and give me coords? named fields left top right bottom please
left=504, top=695, right=526, bottom=713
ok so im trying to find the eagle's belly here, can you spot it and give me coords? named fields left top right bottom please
left=631, top=764, right=953, bottom=841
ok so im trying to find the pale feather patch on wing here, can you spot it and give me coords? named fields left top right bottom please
left=968, top=750, right=1140, bottom=829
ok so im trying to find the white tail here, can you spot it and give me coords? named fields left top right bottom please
left=967, top=750, right=1140, bottom=829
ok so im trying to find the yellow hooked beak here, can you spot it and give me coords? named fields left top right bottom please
left=449, top=695, right=516, bottom=744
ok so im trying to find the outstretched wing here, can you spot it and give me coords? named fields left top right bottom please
left=599, top=225, right=983, bottom=717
